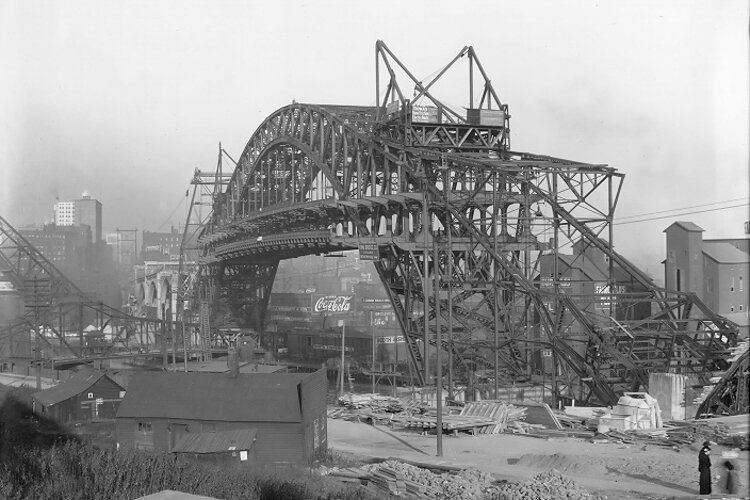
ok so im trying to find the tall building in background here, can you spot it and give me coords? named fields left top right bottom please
left=18, top=224, right=92, bottom=278
left=75, top=192, right=102, bottom=243
left=53, top=201, right=75, bottom=226
left=52, top=192, right=103, bottom=243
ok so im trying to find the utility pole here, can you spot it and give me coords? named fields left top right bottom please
left=433, top=234, right=443, bottom=457
left=371, top=311, right=375, bottom=394
left=24, top=277, right=50, bottom=390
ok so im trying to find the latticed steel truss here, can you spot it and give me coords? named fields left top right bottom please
left=0, top=216, right=175, bottom=364
left=197, top=41, right=739, bottom=405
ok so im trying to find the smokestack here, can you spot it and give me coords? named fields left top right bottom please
left=228, top=347, right=240, bottom=379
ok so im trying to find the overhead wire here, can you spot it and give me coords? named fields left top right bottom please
left=614, top=202, right=749, bottom=226
left=616, top=197, right=749, bottom=220
left=156, top=195, right=188, bottom=232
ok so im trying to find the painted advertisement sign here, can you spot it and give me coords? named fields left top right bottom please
left=312, top=295, right=354, bottom=314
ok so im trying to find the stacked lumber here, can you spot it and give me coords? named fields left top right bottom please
left=335, top=393, right=429, bottom=414
left=510, top=421, right=548, bottom=435
left=337, top=393, right=404, bottom=412
left=403, top=414, right=500, bottom=434
left=458, top=401, right=527, bottom=434
left=596, top=424, right=696, bottom=447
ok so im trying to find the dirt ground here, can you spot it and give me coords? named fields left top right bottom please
left=327, top=418, right=750, bottom=499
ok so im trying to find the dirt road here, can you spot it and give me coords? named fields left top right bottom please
left=327, top=418, right=749, bottom=499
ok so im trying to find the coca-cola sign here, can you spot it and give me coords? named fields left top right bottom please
left=312, top=295, right=354, bottom=314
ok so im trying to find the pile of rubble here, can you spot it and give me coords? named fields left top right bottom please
left=321, top=460, right=601, bottom=500
left=492, top=469, right=603, bottom=500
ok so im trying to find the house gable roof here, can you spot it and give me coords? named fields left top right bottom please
left=116, top=372, right=310, bottom=422
left=703, top=242, right=749, bottom=264
left=33, top=370, right=120, bottom=407
left=663, top=221, right=704, bottom=233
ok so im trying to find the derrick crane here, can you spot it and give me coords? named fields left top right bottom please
left=176, top=145, right=234, bottom=365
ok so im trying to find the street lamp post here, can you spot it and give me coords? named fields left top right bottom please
left=339, top=319, right=346, bottom=398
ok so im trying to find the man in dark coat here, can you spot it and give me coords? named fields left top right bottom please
left=698, top=440, right=712, bottom=495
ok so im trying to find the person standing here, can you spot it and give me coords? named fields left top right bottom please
left=698, top=440, right=712, bottom=495
left=721, top=460, right=739, bottom=495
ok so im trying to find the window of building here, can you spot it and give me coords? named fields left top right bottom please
left=306, top=336, right=313, bottom=346
left=87, top=392, right=94, bottom=399
left=740, top=276, right=744, bottom=292
left=730, top=277, right=735, bottom=292
left=740, top=305, right=744, bottom=311
left=730, top=305, right=734, bottom=312
left=138, top=422, right=152, bottom=433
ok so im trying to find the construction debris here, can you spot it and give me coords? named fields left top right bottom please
left=334, top=393, right=428, bottom=414
left=321, top=460, right=601, bottom=500
left=459, top=401, right=528, bottom=434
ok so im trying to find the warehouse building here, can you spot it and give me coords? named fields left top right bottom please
left=115, top=369, right=327, bottom=465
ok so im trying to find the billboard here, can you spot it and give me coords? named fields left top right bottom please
left=312, top=295, right=354, bottom=314
left=360, top=297, right=391, bottom=311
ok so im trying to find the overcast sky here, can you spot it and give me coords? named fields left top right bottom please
left=1, top=0, right=748, bottom=275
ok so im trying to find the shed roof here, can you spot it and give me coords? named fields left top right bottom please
left=188, top=360, right=285, bottom=374
left=117, top=372, right=311, bottom=422
left=33, top=370, right=120, bottom=407
left=703, top=242, right=749, bottom=264
left=664, top=221, right=704, bottom=233
left=171, top=428, right=257, bottom=454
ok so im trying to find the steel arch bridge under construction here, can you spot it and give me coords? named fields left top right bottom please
left=181, top=41, right=739, bottom=406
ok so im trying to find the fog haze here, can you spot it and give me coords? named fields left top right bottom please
left=2, top=0, right=748, bottom=273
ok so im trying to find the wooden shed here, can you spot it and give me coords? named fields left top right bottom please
left=115, top=369, right=327, bottom=465
left=32, top=370, right=125, bottom=423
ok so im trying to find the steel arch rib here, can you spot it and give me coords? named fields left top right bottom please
left=221, top=103, right=379, bottom=217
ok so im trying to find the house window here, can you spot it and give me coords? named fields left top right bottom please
left=730, top=305, right=734, bottom=312
left=87, top=392, right=94, bottom=399
left=740, top=305, right=744, bottom=311
left=740, top=276, right=744, bottom=292
left=138, top=422, right=152, bottom=433
left=730, top=277, right=735, bottom=292
left=306, top=336, right=313, bottom=346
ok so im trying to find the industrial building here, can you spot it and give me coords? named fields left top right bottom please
left=115, top=369, right=328, bottom=464
left=664, top=222, right=749, bottom=336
